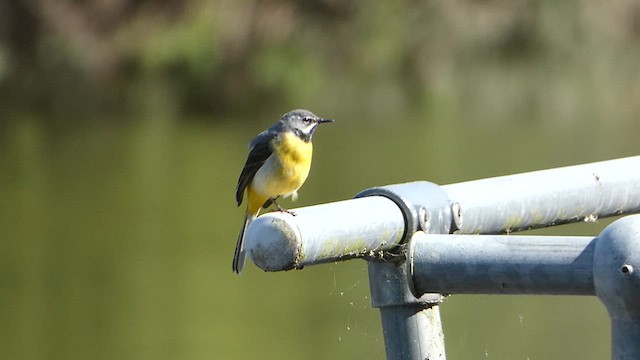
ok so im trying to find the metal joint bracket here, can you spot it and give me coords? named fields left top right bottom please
left=368, top=261, right=444, bottom=308
left=356, top=182, right=451, bottom=360
left=355, top=181, right=453, bottom=244
left=368, top=260, right=446, bottom=360
left=593, top=215, right=640, bottom=359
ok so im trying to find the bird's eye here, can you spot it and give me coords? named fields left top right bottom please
left=302, top=117, right=312, bottom=124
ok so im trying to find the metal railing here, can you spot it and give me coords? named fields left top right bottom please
left=243, top=156, right=640, bottom=360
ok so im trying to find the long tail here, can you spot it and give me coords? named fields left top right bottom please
left=232, top=212, right=256, bottom=274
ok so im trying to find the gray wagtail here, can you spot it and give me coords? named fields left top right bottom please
left=233, top=109, right=334, bottom=273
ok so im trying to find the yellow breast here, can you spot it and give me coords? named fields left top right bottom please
left=272, top=132, right=313, bottom=190
left=251, top=131, right=313, bottom=199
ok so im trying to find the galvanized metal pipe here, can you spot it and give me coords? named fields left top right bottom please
left=244, top=196, right=404, bottom=271
left=408, top=215, right=640, bottom=359
left=245, top=156, right=640, bottom=272
left=409, top=233, right=596, bottom=295
left=443, top=156, right=640, bottom=234
left=368, top=258, right=446, bottom=360
left=379, top=304, right=445, bottom=360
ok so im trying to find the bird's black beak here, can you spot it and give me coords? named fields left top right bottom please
left=317, top=118, right=335, bottom=124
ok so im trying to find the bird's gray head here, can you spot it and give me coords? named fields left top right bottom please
left=279, top=109, right=334, bottom=142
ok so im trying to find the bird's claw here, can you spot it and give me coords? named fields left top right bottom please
left=281, top=209, right=296, bottom=216
left=271, top=199, right=296, bottom=216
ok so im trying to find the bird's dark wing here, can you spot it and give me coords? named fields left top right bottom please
left=235, top=130, right=276, bottom=206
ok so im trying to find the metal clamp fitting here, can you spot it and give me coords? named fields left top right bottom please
left=355, top=181, right=453, bottom=243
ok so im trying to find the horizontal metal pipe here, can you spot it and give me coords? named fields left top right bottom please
left=244, top=156, right=640, bottom=272
left=442, top=156, right=640, bottom=234
left=409, top=233, right=596, bottom=295
left=245, top=196, right=404, bottom=271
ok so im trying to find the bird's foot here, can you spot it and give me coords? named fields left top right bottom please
left=281, top=209, right=297, bottom=216
left=273, top=200, right=296, bottom=216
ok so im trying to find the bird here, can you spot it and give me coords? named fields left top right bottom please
left=233, top=109, right=334, bottom=273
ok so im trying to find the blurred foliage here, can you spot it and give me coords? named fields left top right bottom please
left=2, top=0, right=640, bottom=122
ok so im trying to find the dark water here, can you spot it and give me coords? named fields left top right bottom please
left=0, top=113, right=634, bottom=359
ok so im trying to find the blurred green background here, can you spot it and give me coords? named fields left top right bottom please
left=1, top=0, right=639, bottom=359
